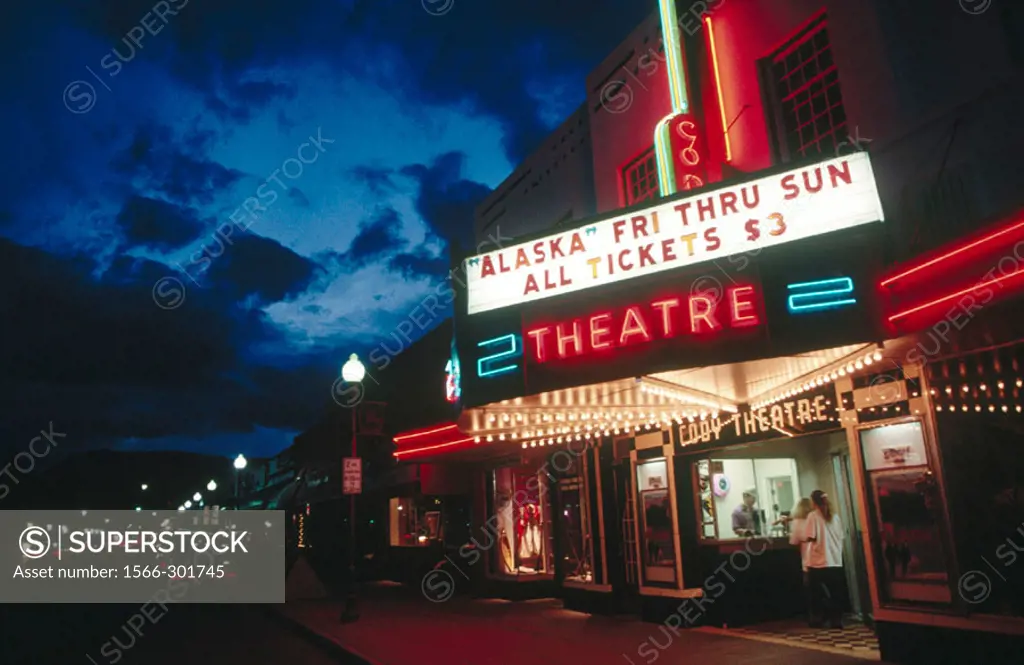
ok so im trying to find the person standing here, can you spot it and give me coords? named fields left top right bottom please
left=786, top=498, right=814, bottom=622
left=805, top=489, right=847, bottom=629
left=731, top=488, right=761, bottom=537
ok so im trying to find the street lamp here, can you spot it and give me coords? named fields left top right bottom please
left=340, top=353, right=365, bottom=623
left=193, top=492, right=202, bottom=502
left=140, top=484, right=148, bottom=491
left=233, top=454, right=247, bottom=506
left=184, top=500, right=192, bottom=509
left=135, top=506, right=141, bottom=511
left=178, top=505, right=185, bottom=511
left=207, top=480, right=217, bottom=492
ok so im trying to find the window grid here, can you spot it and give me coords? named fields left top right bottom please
left=769, top=21, right=847, bottom=160
left=622, top=147, right=659, bottom=206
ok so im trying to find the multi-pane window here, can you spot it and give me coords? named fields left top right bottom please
left=622, top=147, right=659, bottom=206
left=765, top=16, right=848, bottom=160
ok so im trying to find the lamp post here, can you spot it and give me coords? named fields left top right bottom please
left=233, top=454, right=247, bottom=506
left=340, top=353, right=365, bottom=623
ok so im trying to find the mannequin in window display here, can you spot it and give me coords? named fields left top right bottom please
left=517, top=502, right=543, bottom=572
left=496, top=493, right=516, bottom=573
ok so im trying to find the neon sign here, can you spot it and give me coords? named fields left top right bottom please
left=445, top=358, right=461, bottom=403
left=477, top=334, right=522, bottom=377
left=787, top=277, right=857, bottom=313
left=525, top=286, right=761, bottom=363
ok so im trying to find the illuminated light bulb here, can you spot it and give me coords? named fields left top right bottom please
left=930, top=389, right=937, bottom=395
left=557, top=436, right=563, bottom=443
left=830, top=371, right=838, bottom=380
left=502, top=414, right=509, bottom=421
left=998, top=381, right=1006, bottom=390
left=1018, top=406, right=1023, bottom=413
left=962, top=405, right=968, bottom=412
left=962, top=385, right=969, bottom=392
left=522, top=442, right=527, bottom=449
left=945, top=386, right=952, bottom=394
left=498, top=434, right=505, bottom=441
left=864, top=355, right=874, bottom=365
left=980, top=384, right=987, bottom=392
left=530, top=441, right=537, bottom=448
left=854, top=360, right=864, bottom=370
left=516, top=414, right=523, bottom=421
left=838, top=368, right=846, bottom=376
left=936, top=405, right=942, bottom=411
left=585, top=433, right=592, bottom=439
left=1002, top=405, right=1009, bottom=412
left=1017, top=379, right=1023, bottom=388
left=975, top=405, right=982, bottom=412
left=473, top=436, right=481, bottom=443
left=873, top=351, right=882, bottom=361
left=989, top=405, right=996, bottom=412
left=846, top=363, right=855, bottom=373
left=486, top=435, right=493, bottom=442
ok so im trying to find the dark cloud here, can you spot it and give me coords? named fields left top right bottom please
left=287, top=187, right=310, bottom=207
left=388, top=248, right=449, bottom=282
left=0, top=237, right=340, bottom=458
left=112, top=124, right=246, bottom=206
left=57, top=0, right=651, bottom=162
left=203, top=234, right=328, bottom=304
left=401, top=151, right=492, bottom=251
left=349, top=165, right=396, bottom=195
left=114, top=195, right=205, bottom=252
left=340, top=207, right=407, bottom=270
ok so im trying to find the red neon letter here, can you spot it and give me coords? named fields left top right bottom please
left=728, top=286, right=759, bottom=327
left=556, top=321, right=583, bottom=358
left=589, top=313, right=613, bottom=350
left=526, top=327, right=551, bottom=362
left=650, top=298, right=680, bottom=338
left=619, top=306, right=652, bottom=345
left=689, top=296, right=721, bottom=333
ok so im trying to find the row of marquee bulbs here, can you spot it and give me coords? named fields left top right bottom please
left=472, top=417, right=688, bottom=446
left=750, top=350, right=884, bottom=410
left=931, top=379, right=1023, bottom=395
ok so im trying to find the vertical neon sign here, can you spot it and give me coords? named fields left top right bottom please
left=654, top=0, right=707, bottom=196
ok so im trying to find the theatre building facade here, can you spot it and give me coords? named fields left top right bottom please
left=390, top=2, right=1024, bottom=663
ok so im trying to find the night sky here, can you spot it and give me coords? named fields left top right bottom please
left=0, top=0, right=654, bottom=461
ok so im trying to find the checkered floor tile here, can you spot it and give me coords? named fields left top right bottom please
left=730, top=618, right=880, bottom=655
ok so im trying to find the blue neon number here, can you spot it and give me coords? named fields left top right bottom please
left=477, top=334, right=521, bottom=378
left=787, top=277, right=857, bottom=313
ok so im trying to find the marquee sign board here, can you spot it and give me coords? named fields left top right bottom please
left=464, top=153, right=884, bottom=315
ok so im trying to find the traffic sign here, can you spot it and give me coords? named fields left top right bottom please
left=343, top=457, right=362, bottom=495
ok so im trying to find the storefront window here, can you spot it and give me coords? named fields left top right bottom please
left=492, top=464, right=554, bottom=577
left=937, top=414, right=1023, bottom=615
left=695, top=456, right=801, bottom=540
left=389, top=497, right=442, bottom=547
left=636, top=458, right=675, bottom=584
left=556, top=454, right=595, bottom=584
left=860, top=421, right=951, bottom=605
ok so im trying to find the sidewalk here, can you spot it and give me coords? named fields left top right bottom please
left=272, top=581, right=885, bottom=665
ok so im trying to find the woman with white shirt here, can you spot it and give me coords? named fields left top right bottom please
left=786, top=498, right=814, bottom=623
left=805, top=489, right=847, bottom=629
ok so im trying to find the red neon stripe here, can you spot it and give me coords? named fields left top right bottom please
left=393, top=437, right=475, bottom=457
left=888, top=267, right=1024, bottom=323
left=705, top=17, right=731, bottom=163
left=881, top=219, right=1024, bottom=288
left=393, top=423, right=458, bottom=442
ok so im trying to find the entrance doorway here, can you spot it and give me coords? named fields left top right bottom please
left=831, top=450, right=873, bottom=624
left=610, top=460, right=641, bottom=615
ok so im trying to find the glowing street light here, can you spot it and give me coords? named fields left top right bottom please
left=140, top=484, right=148, bottom=491
left=184, top=500, right=192, bottom=509
left=341, top=353, right=366, bottom=383
left=193, top=492, right=202, bottom=502
left=207, top=480, right=217, bottom=492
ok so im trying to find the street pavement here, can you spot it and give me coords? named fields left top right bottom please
left=1, top=604, right=343, bottom=665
